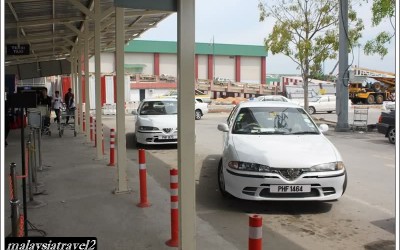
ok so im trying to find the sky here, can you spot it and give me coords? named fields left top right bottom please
left=138, top=0, right=396, bottom=75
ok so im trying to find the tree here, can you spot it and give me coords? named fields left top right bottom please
left=258, top=0, right=364, bottom=112
left=363, top=0, right=395, bottom=58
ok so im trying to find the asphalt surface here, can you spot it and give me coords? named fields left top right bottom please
left=3, top=108, right=396, bottom=250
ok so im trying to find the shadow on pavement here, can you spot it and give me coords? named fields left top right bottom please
left=126, top=132, right=178, bottom=150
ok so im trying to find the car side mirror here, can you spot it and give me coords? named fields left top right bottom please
left=218, top=123, right=229, bottom=132
left=132, top=109, right=138, bottom=115
left=319, top=124, right=329, bottom=133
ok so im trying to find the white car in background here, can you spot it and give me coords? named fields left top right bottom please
left=195, top=99, right=209, bottom=120
left=134, top=98, right=178, bottom=145
left=256, top=95, right=291, bottom=102
left=306, top=95, right=336, bottom=114
left=217, top=101, right=347, bottom=201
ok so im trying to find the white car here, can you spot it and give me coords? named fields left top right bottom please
left=307, top=95, right=336, bottom=114
left=255, top=95, right=291, bottom=102
left=217, top=101, right=347, bottom=201
left=195, top=100, right=209, bottom=120
left=134, top=98, right=178, bottom=145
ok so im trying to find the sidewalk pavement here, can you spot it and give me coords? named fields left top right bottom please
left=3, top=124, right=239, bottom=250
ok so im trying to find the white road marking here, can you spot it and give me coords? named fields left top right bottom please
left=372, top=154, right=395, bottom=161
left=343, top=195, right=395, bottom=216
left=385, top=164, right=395, bottom=168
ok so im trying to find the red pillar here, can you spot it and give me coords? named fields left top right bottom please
left=154, top=53, right=160, bottom=76
left=261, top=57, right=266, bottom=85
left=235, top=56, right=241, bottom=82
left=207, top=55, right=214, bottom=81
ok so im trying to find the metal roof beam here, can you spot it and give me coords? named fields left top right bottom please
left=7, top=17, right=86, bottom=28
left=6, top=34, right=76, bottom=43
left=68, top=0, right=94, bottom=19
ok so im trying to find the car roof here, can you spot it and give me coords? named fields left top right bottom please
left=258, top=95, right=287, bottom=98
left=239, top=101, right=301, bottom=108
left=142, top=98, right=177, bottom=102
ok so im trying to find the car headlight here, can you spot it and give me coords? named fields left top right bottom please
left=228, top=161, right=271, bottom=172
left=309, top=162, right=345, bottom=172
left=139, top=126, right=159, bottom=131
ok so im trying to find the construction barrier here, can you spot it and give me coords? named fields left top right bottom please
left=249, top=215, right=263, bottom=250
left=137, top=149, right=150, bottom=208
left=9, top=163, right=21, bottom=237
left=166, top=168, right=179, bottom=247
left=108, top=129, right=115, bottom=166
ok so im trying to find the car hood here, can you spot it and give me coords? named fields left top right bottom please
left=137, top=115, right=177, bottom=128
left=231, top=134, right=340, bottom=168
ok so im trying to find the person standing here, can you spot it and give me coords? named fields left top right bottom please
left=52, top=91, right=62, bottom=124
left=64, top=88, right=75, bottom=124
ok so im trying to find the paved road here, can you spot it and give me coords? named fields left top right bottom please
left=102, top=112, right=395, bottom=250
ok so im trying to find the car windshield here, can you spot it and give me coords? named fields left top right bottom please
left=232, top=106, right=320, bottom=135
left=140, top=101, right=177, bottom=115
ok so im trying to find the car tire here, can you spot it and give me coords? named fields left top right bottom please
left=195, top=109, right=202, bottom=120
left=218, top=159, right=231, bottom=198
left=388, top=127, right=395, bottom=144
left=327, top=111, right=333, bottom=114
left=308, top=106, right=316, bottom=114
left=134, top=134, right=144, bottom=148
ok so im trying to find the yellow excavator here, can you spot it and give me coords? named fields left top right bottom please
left=348, top=67, right=395, bottom=104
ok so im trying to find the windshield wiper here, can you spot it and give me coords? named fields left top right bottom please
left=291, top=131, right=319, bottom=135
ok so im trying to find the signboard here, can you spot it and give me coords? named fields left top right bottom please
left=114, top=0, right=177, bottom=11
left=7, top=44, right=30, bottom=55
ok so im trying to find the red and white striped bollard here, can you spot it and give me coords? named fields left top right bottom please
left=249, top=214, right=263, bottom=250
left=94, top=119, right=97, bottom=147
left=90, top=116, right=93, bottom=141
left=102, top=124, right=104, bottom=155
left=137, top=149, right=150, bottom=207
left=108, top=128, right=115, bottom=166
left=166, top=168, right=179, bottom=247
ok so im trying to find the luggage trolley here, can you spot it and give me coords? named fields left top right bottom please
left=352, top=107, right=369, bottom=132
left=58, top=105, right=77, bottom=137
left=37, top=105, right=51, bottom=136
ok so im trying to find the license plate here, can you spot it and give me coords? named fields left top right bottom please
left=160, top=135, right=176, bottom=140
left=270, top=185, right=311, bottom=193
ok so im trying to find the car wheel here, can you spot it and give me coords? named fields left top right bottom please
left=218, top=159, right=231, bottom=198
left=134, top=134, right=143, bottom=148
left=327, top=111, right=333, bottom=114
left=308, top=106, right=316, bottom=114
left=195, top=109, right=202, bottom=120
left=388, top=127, right=395, bottom=144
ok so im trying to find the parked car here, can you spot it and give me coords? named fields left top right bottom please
left=376, top=110, right=396, bottom=144
left=195, top=99, right=208, bottom=120
left=134, top=98, right=178, bottom=145
left=307, top=95, right=336, bottom=114
left=217, top=101, right=347, bottom=201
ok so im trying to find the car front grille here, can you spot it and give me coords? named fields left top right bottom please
left=276, top=168, right=304, bottom=181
